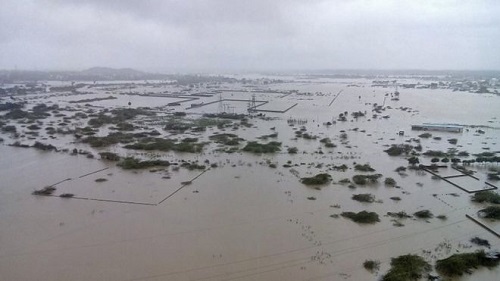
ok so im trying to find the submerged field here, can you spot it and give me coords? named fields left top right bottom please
left=1, top=76, right=500, bottom=281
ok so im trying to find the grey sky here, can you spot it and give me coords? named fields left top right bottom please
left=1, top=0, right=499, bottom=72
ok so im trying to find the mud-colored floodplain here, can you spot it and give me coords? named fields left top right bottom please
left=1, top=75, right=500, bottom=281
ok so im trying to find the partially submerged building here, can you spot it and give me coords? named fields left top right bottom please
left=411, top=123, right=464, bottom=133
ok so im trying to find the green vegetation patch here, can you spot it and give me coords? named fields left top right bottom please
left=59, top=193, right=74, bottom=198
left=82, top=132, right=136, bottom=147
left=32, top=186, right=56, bottom=196
left=352, top=174, right=382, bottom=185
left=363, top=260, right=380, bottom=272
left=387, top=211, right=411, bottom=219
left=488, top=173, right=500, bottom=181
left=88, top=108, right=155, bottom=128
left=384, top=144, right=414, bottom=156
left=242, top=141, right=281, bottom=153
left=99, top=152, right=121, bottom=161
left=341, top=211, right=380, bottom=224
left=0, top=102, right=24, bottom=111
left=352, top=193, right=375, bottom=203
left=69, top=95, right=117, bottom=104
left=209, top=133, right=244, bottom=145
left=354, top=164, right=375, bottom=172
left=32, top=141, right=57, bottom=151
left=414, top=210, right=433, bottom=219
left=423, top=150, right=448, bottom=157
left=470, top=237, right=490, bottom=248
left=300, top=173, right=331, bottom=185
left=117, top=157, right=170, bottom=169
left=418, top=133, right=432, bottom=138
left=180, top=162, right=206, bottom=170
left=382, top=254, right=431, bottom=281
left=478, top=206, right=500, bottom=220
left=436, top=250, right=499, bottom=277
left=319, top=137, right=336, bottom=148
left=124, top=138, right=205, bottom=153
left=257, top=133, right=278, bottom=140
left=384, top=177, right=397, bottom=186
left=471, top=191, right=500, bottom=204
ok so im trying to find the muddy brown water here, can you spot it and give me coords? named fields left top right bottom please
left=1, top=78, right=499, bottom=280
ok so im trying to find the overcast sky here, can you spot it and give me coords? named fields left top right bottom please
left=1, top=0, right=499, bottom=72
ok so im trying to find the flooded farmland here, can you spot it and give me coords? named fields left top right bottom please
left=1, top=75, right=500, bottom=281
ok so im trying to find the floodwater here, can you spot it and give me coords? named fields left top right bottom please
left=1, top=77, right=500, bottom=281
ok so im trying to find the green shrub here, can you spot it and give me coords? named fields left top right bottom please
left=384, top=177, right=396, bottom=186
left=414, top=210, right=433, bottom=219
left=387, top=211, right=411, bottom=219
left=354, top=164, right=375, bottom=172
left=339, top=178, right=351, bottom=184
left=435, top=251, right=498, bottom=277
left=124, top=138, right=205, bottom=153
left=488, top=173, right=500, bottom=181
left=352, top=174, right=382, bottom=185
left=180, top=162, right=206, bottom=170
left=478, top=206, right=500, bottom=220
left=341, top=211, right=380, bottom=224
left=471, top=191, right=500, bottom=204
left=423, top=150, right=447, bottom=157
left=243, top=141, right=281, bottom=153
left=384, top=144, right=414, bottom=156
left=99, top=152, right=121, bottom=161
left=301, top=173, right=331, bottom=185
left=59, top=193, right=74, bottom=198
left=117, top=157, right=170, bottom=169
left=363, top=260, right=380, bottom=271
left=395, top=166, right=406, bottom=172
left=32, top=186, right=56, bottom=196
left=382, top=254, right=430, bottom=281
left=209, top=133, right=244, bottom=145
left=352, top=193, right=375, bottom=203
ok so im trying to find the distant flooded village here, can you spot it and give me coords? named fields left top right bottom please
left=1, top=69, right=500, bottom=281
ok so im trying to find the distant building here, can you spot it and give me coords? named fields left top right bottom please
left=411, top=123, right=463, bottom=133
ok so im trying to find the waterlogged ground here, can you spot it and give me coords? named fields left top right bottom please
left=1, top=77, right=500, bottom=281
